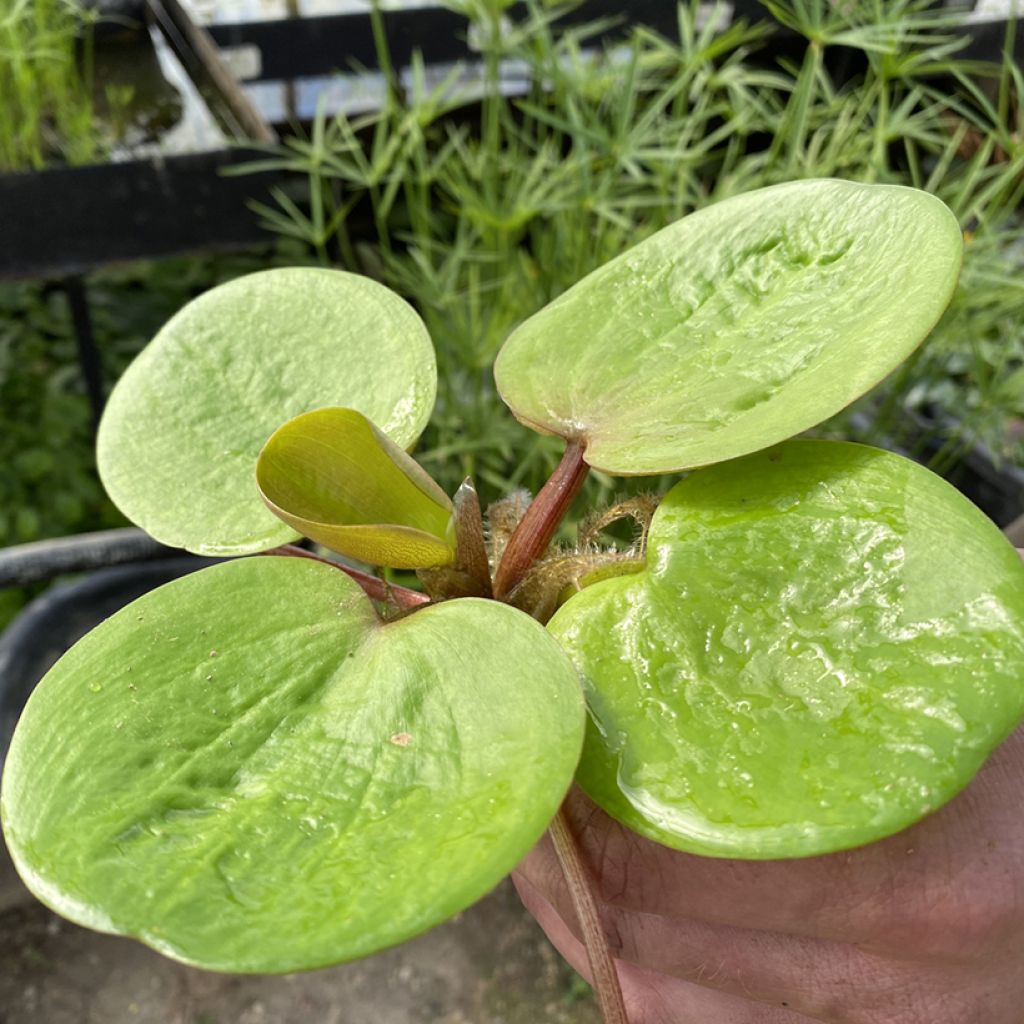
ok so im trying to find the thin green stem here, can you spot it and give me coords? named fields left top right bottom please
left=870, top=73, right=890, bottom=180
left=369, top=0, right=400, bottom=102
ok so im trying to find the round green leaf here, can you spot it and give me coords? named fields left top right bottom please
left=495, top=180, right=962, bottom=475
left=548, top=440, right=1024, bottom=858
left=97, top=269, right=437, bottom=556
left=257, top=408, right=455, bottom=569
left=1, top=557, right=584, bottom=971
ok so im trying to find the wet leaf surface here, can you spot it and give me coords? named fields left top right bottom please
left=2, top=557, right=584, bottom=971
left=496, top=181, right=962, bottom=475
left=549, top=441, right=1024, bottom=857
left=98, top=270, right=437, bottom=555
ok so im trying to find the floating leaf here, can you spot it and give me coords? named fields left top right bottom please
left=548, top=440, right=1024, bottom=858
left=495, top=180, right=962, bottom=474
left=257, top=408, right=455, bottom=569
left=98, top=269, right=437, bottom=556
left=1, top=557, right=584, bottom=971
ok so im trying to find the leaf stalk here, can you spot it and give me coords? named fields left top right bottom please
left=493, top=440, right=589, bottom=599
left=262, top=545, right=430, bottom=610
left=549, top=805, right=629, bottom=1024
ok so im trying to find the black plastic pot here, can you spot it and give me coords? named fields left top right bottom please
left=0, top=557, right=217, bottom=767
left=0, top=150, right=283, bottom=281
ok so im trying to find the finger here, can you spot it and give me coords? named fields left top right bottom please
left=513, top=867, right=994, bottom=1024
left=514, top=872, right=820, bottom=1024
left=519, top=728, right=1024, bottom=962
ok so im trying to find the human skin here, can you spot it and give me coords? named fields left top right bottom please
left=513, top=723, right=1024, bottom=1024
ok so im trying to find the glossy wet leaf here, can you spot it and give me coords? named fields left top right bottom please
left=548, top=440, right=1024, bottom=858
left=257, top=408, right=455, bottom=569
left=495, top=180, right=962, bottom=475
left=1, top=557, right=584, bottom=971
left=98, top=269, right=437, bottom=556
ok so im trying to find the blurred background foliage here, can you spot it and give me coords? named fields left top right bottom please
left=238, top=0, right=1024, bottom=502
left=2, top=0, right=1023, bottom=624
left=0, top=0, right=99, bottom=171
left=0, top=246, right=310, bottom=624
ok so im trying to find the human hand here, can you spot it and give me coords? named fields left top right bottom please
left=514, top=723, right=1024, bottom=1024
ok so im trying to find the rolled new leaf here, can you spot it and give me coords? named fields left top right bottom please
left=257, top=407, right=455, bottom=569
left=548, top=440, right=1024, bottom=858
left=98, top=269, right=437, bottom=556
left=495, top=179, right=963, bottom=475
left=1, top=557, right=585, bottom=972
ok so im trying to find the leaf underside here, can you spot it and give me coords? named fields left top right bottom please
left=1, top=557, right=584, bottom=971
left=548, top=440, right=1024, bottom=858
left=495, top=180, right=963, bottom=475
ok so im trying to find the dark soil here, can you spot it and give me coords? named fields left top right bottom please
left=0, top=842, right=598, bottom=1024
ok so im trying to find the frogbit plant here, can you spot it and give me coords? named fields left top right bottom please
left=4, top=180, right=1024, bottom=1022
